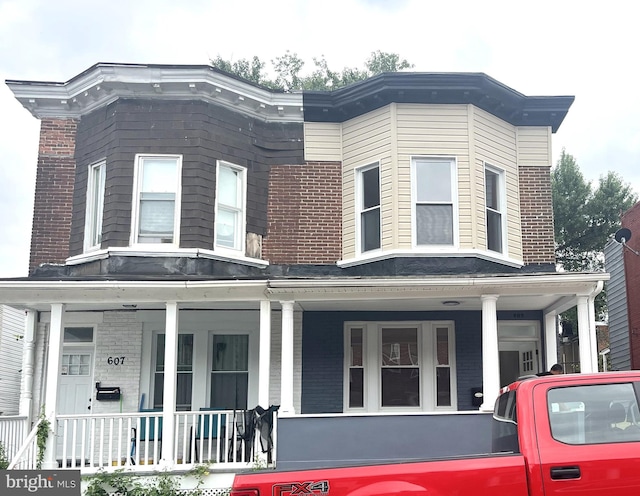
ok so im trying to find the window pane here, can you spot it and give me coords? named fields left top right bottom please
left=154, top=334, right=193, bottom=409
left=416, top=204, right=453, bottom=245
left=381, top=368, right=420, bottom=407
left=64, top=327, right=94, bottom=343
left=216, top=207, right=238, bottom=248
left=485, top=170, right=499, bottom=210
left=381, top=328, right=418, bottom=366
left=436, top=368, right=451, bottom=406
left=176, top=373, right=193, bottom=411
left=139, top=196, right=175, bottom=241
left=349, top=369, right=364, bottom=408
left=350, top=329, right=363, bottom=367
left=178, top=334, right=193, bottom=371
left=141, top=159, right=177, bottom=193
left=362, top=167, right=380, bottom=209
left=416, top=160, right=451, bottom=202
left=218, top=166, right=240, bottom=208
left=436, top=328, right=449, bottom=365
left=88, top=163, right=105, bottom=247
left=210, top=372, right=248, bottom=410
left=361, top=208, right=381, bottom=252
left=213, top=335, right=249, bottom=371
left=487, top=210, right=502, bottom=252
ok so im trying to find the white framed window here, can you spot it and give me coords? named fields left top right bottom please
left=484, top=164, right=506, bottom=254
left=215, top=161, right=247, bottom=252
left=131, top=154, right=182, bottom=245
left=209, top=333, right=249, bottom=409
left=356, top=163, right=381, bottom=253
left=412, top=157, right=458, bottom=247
left=84, top=160, right=106, bottom=251
left=152, top=333, right=194, bottom=411
left=344, top=321, right=456, bottom=412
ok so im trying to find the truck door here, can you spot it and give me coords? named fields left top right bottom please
left=535, top=380, right=640, bottom=496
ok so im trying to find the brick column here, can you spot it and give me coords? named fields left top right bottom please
left=29, top=118, right=78, bottom=274
left=519, top=165, right=556, bottom=265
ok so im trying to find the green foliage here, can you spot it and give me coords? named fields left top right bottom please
left=552, top=148, right=638, bottom=321
left=83, top=464, right=215, bottom=496
left=0, top=441, right=9, bottom=469
left=36, top=408, right=51, bottom=470
left=210, top=50, right=414, bottom=91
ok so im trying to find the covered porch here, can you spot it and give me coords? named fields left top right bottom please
left=0, top=272, right=606, bottom=474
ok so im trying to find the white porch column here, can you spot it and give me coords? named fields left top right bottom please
left=19, top=310, right=37, bottom=421
left=480, top=295, right=500, bottom=412
left=544, top=311, right=558, bottom=371
left=577, top=296, right=594, bottom=373
left=160, top=301, right=178, bottom=466
left=280, top=301, right=295, bottom=415
left=588, top=293, right=599, bottom=372
left=258, top=300, right=271, bottom=408
left=43, top=303, right=65, bottom=469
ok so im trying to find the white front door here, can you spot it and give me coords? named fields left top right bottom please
left=57, top=347, right=94, bottom=461
left=499, top=341, right=540, bottom=387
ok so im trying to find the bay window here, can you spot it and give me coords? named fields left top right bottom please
left=357, top=163, right=381, bottom=253
left=84, top=160, right=106, bottom=251
left=485, top=165, right=505, bottom=253
left=215, top=162, right=246, bottom=251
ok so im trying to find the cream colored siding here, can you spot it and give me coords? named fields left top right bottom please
left=473, top=108, right=522, bottom=261
left=396, top=104, right=470, bottom=249
left=517, top=127, right=552, bottom=166
left=342, top=107, right=392, bottom=258
left=303, top=122, right=342, bottom=162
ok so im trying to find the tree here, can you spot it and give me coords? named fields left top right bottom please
left=552, top=149, right=638, bottom=322
left=210, top=50, right=414, bottom=91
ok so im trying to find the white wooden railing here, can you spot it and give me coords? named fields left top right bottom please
left=0, top=415, right=29, bottom=466
left=6, top=417, right=40, bottom=470
left=51, top=409, right=276, bottom=473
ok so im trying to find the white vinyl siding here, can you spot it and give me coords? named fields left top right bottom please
left=396, top=104, right=470, bottom=249
left=342, top=107, right=392, bottom=259
left=517, top=127, right=552, bottom=166
left=304, top=122, right=342, bottom=162
left=473, top=108, right=522, bottom=261
left=0, top=305, right=25, bottom=415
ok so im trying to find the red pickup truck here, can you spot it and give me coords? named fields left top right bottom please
left=230, top=371, right=640, bottom=496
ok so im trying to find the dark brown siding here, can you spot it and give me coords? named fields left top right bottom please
left=519, top=165, right=556, bottom=265
left=69, top=99, right=304, bottom=256
left=30, top=118, right=78, bottom=274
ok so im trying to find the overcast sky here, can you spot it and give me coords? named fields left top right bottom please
left=1, top=0, right=638, bottom=278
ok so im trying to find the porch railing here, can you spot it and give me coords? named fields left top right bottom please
left=7, top=417, right=40, bottom=470
left=0, top=415, right=29, bottom=466
left=53, top=409, right=276, bottom=472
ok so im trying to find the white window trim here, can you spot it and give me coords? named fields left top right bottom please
left=410, top=156, right=459, bottom=250
left=84, top=160, right=106, bottom=253
left=484, top=163, right=508, bottom=255
left=344, top=320, right=457, bottom=413
left=355, top=162, right=382, bottom=256
left=214, top=160, right=247, bottom=255
left=130, top=154, right=183, bottom=247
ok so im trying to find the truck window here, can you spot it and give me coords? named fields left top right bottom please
left=492, top=390, right=519, bottom=453
left=548, top=383, right=640, bottom=444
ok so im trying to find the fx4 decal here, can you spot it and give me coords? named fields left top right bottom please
left=273, top=480, right=330, bottom=496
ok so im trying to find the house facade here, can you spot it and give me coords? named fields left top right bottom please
left=0, top=305, right=25, bottom=416
left=605, top=201, right=640, bottom=370
left=1, top=64, right=606, bottom=484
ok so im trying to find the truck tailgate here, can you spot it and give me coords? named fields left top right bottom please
left=230, top=453, right=528, bottom=496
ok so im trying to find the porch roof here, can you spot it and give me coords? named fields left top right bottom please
left=0, top=272, right=608, bottom=314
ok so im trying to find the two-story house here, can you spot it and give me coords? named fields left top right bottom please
left=0, top=63, right=606, bottom=489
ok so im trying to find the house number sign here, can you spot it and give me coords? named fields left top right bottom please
left=107, top=356, right=126, bottom=365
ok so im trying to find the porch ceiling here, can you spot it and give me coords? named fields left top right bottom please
left=0, top=272, right=608, bottom=314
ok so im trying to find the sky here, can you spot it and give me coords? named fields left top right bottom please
left=1, top=0, right=639, bottom=278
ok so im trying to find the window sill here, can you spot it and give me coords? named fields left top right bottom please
left=338, top=248, right=523, bottom=268
left=66, top=247, right=269, bottom=268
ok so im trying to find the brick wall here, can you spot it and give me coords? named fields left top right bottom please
left=264, top=162, right=342, bottom=264
left=518, top=165, right=556, bottom=265
left=92, top=311, right=143, bottom=414
left=622, top=202, right=640, bottom=368
left=29, top=118, right=78, bottom=274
